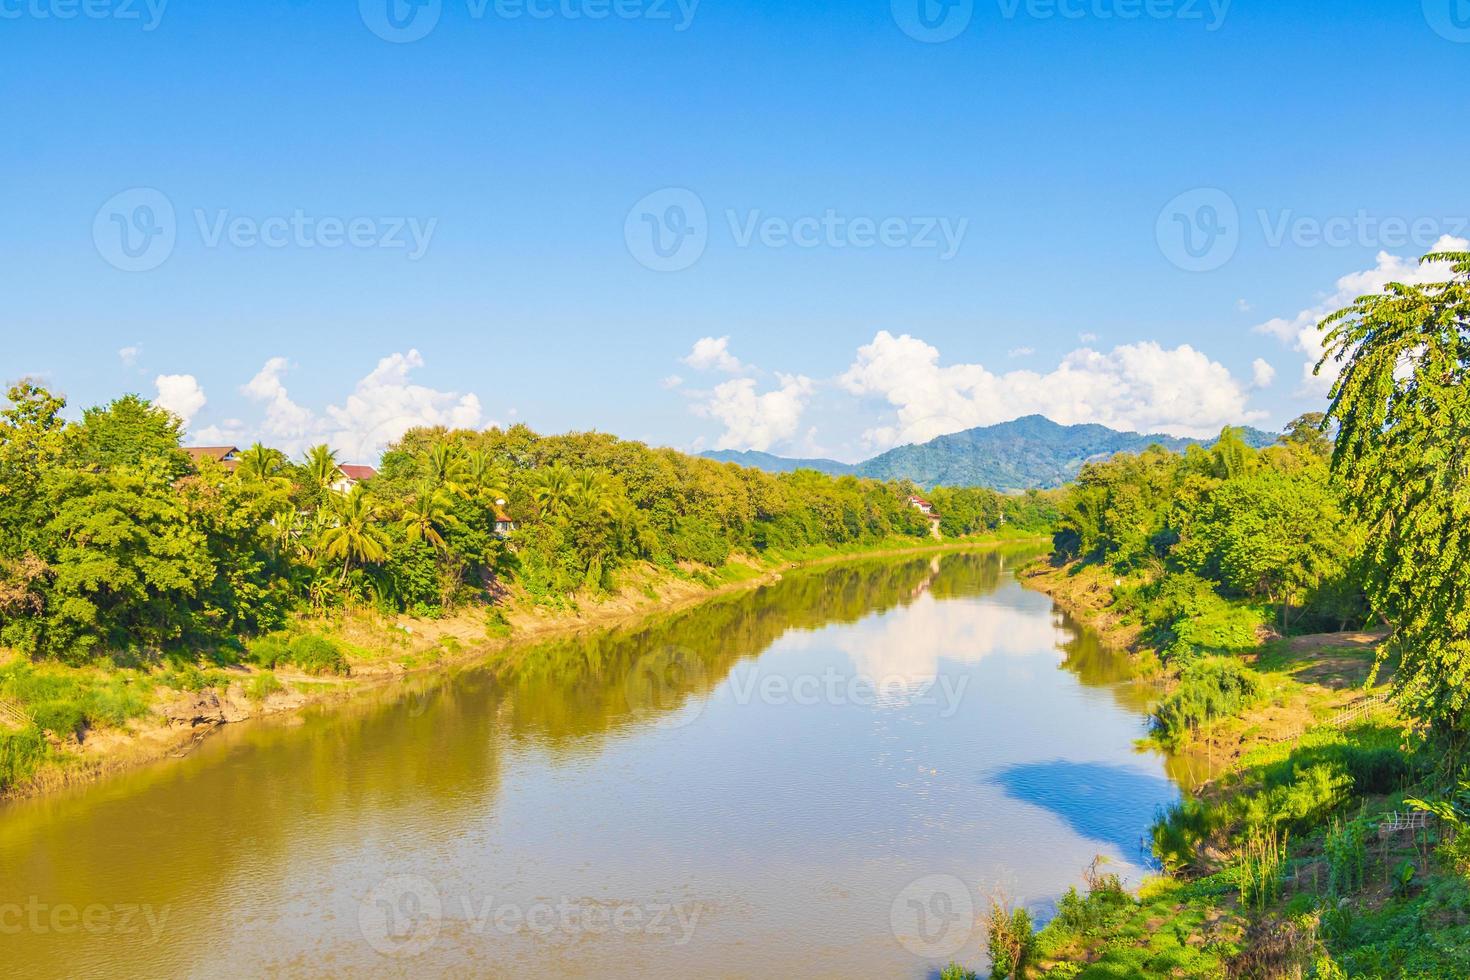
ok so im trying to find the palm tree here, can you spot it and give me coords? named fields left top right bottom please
left=420, top=442, right=468, bottom=495
left=530, top=462, right=575, bottom=518
left=302, top=444, right=343, bottom=492
left=569, top=469, right=616, bottom=517
left=464, top=449, right=509, bottom=502
left=237, top=442, right=287, bottom=482
left=400, top=486, right=459, bottom=553
left=320, top=486, right=389, bottom=583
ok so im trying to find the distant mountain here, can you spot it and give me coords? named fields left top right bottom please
left=702, top=416, right=1278, bottom=491
left=699, top=449, right=855, bottom=476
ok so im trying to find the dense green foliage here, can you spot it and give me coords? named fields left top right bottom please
left=1319, top=249, right=1470, bottom=741
left=0, top=385, right=1047, bottom=671
left=1028, top=251, right=1470, bottom=978
left=1054, top=421, right=1367, bottom=646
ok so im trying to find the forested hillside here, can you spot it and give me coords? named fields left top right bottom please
left=706, top=415, right=1278, bottom=492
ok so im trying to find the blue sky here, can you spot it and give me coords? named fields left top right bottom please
left=3, top=0, right=1467, bottom=462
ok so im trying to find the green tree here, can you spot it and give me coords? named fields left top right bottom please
left=399, top=486, right=459, bottom=553
left=236, top=442, right=288, bottom=482
left=69, top=394, right=191, bottom=477
left=1318, top=248, right=1470, bottom=739
left=320, top=487, right=389, bottom=583
left=301, top=444, right=343, bottom=494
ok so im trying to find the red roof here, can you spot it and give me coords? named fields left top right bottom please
left=338, top=465, right=377, bottom=481
left=184, top=447, right=239, bottom=471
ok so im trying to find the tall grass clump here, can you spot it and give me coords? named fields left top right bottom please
left=0, top=727, right=47, bottom=792
left=1153, top=656, right=1264, bottom=747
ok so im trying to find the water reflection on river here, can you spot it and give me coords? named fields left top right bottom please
left=0, top=547, right=1181, bottom=978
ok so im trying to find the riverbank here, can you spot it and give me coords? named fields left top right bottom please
left=1011, top=558, right=1470, bottom=978
left=0, top=532, right=1043, bottom=804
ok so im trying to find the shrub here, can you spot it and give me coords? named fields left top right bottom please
left=245, top=673, right=283, bottom=702
left=1134, top=573, right=1268, bottom=661
left=0, top=727, right=47, bottom=791
left=287, top=635, right=349, bottom=676
left=1324, top=817, right=1368, bottom=898
left=1153, top=657, right=1264, bottom=746
left=1153, top=798, right=1216, bottom=874
left=246, top=634, right=291, bottom=670
left=30, top=700, right=85, bottom=738
left=668, top=516, right=731, bottom=567
left=940, top=963, right=978, bottom=980
left=484, top=609, right=511, bottom=638
left=985, top=902, right=1035, bottom=979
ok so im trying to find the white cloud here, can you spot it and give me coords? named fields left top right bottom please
left=694, top=373, right=814, bottom=452
left=243, top=357, right=317, bottom=448
left=661, top=374, right=685, bottom=389
left=1251, top=358, right=1276, bottom=389
left=118, top=345, right=141, bottom=367
left=1007, top=346, right=1035, bottom=358
left=234, top=351, right=485, bottom=460
left=1236, top=299, right=1253, bottom=313
left=1078, top=331, right=1099, bottom=343
left=683, top=336, right=745, bottom=374
left=1254, top=235, right=1468, bottom=394
left=323, top=350, right=483, bottom=460
left=839, top=331, right=1264, bottom=449
left=153, top=374, right=207, bottom=427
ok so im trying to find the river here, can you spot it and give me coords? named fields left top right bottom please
left=0, top=546, right=1183, bottom=978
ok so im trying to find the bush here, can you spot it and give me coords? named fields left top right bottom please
left=1153, top=798, right=1216, bottom=873
left=1133, top=573, right=1268, bottom=661
left=245, top=672, right=283, bottom=702
left=30, top=699, right=85, bottom=738
left=0, top=727, right=47, bottom=791
left=668, top=516, right=731, bottom=567
left=1153, top=657, right=1264, bottom=746
left=246, top=634, right=291, bottom=670
left=287, top=635, right=349, bottom=676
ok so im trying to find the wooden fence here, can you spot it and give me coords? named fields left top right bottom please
left=0, top=696, right=32, bottom=730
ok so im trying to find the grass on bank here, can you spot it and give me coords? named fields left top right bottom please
left=1004, top=560, right=1470, bottom=979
